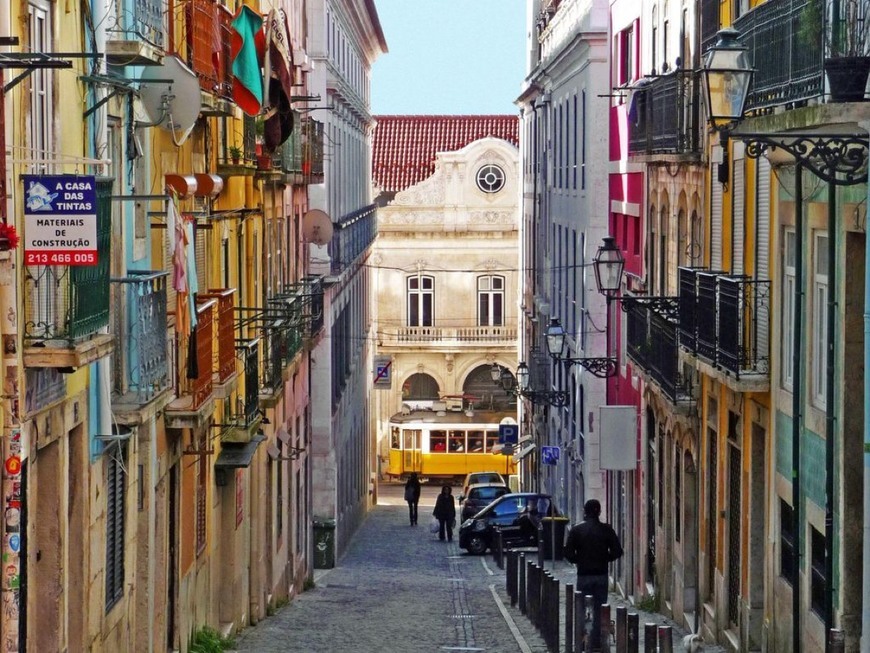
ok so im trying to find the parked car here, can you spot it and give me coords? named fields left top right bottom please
left=458, top=492, right=558, bottom=555
left=458, top=482, right=511, bottom=521
left=460, top=471, right=507, bottom=498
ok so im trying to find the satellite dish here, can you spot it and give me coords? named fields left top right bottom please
left=302, top=209, right=334, bottom=245
left=139, top=56, right=202, bottom=143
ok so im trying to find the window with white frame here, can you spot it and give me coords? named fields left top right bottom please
left=478, top=275, right=504, bottom=326
left=29, top=0, right=53, bottom=172
left=782, top=229, right=796, bottom=390
left=407, top=275, right=433, bottom=327
left=812, top=232, right=828, bottom=407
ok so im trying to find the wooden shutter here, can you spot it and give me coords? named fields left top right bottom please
left=756, top=158, right=771, bottom=371
left=105, top=450, right=126, bottom=609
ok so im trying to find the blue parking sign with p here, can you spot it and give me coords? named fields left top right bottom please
left=498, top=424, right=518, bottom=445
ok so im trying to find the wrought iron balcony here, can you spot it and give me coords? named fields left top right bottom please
left=105, top=0, right=165, bottom=66
left=733, top=0, right=824, bottom=112
left=110, top=271, right=170, bottom=411
left=625, top=299, right=691, bottom=404
left=330, top=205, right=377, bottom=276
left=23, top=179, right=113, bottom=368
left=166, top=298, right=216, bottom=423
left=628, top=70, right=700, bottom=156
left=200, top=288, right=237, bottom=389
left=260, top=323, right=300, bottom=400
left=186, top=0, right=221, bottom=94
left=678, top=267, right=770, bottom=381
left=274, top=119, right=325, bottom=184
left=220, top=337, right=261, bottom=441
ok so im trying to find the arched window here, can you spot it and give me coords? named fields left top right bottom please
left=407, top=275, right=433, bottom=326
left=402, top=373, right=439, bottom=400
left=478, top=275, right=504, bottom=326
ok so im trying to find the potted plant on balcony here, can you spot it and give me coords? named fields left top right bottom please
left=803, top=0, right=870, bottom=101
left=228, top=145, right=243, bottom=165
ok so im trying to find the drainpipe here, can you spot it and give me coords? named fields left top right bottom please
left=793, top=163, right=804, bottom=652
left=824, top=182, right=837, bottom=652
left=861, top=133, right=870, bottom=652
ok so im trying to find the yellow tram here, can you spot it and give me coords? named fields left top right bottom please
left=386, top=408, right=517, bottom=481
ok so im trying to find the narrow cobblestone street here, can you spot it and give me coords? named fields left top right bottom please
left=233, top=485, right=718, bottom=653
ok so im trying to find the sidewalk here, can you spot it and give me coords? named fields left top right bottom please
left=489, top=549, right=725, bottom=652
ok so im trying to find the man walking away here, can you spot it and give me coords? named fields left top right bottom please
left=563, top=499, right=623, bottom=651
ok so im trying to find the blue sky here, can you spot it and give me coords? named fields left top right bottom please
left=371, top=1, right=526, bottom=115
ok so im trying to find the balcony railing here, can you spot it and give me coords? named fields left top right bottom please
left=110, top=0, right=165, bottom=49
left=625, top=299, right=690, bottom=404
left=200, top=288, right=236, bottom=384
left=380, top=325, right=519, bottom=346
left=260, top=323, right=300, bottom=393
left=237, top=337, right=260, bottom=426
left=111, top=271, right=169, bottom=403
left=733, top=0, right=824, bottom=112
left=186, top=0, right=220, bottom=94
left=331, top=205, right=377, bottom=275
left=274, top=119, right=325, bottom=183
left=24, top=179, right=112, bottom=344
left=628, top=71, right=700, bottom=155
left=678, top=267, right=771, bottom=379
left=173, top=299, right=215, bottom=412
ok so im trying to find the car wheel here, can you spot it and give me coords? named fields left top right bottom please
left=467, top=534, right=488, bottom=555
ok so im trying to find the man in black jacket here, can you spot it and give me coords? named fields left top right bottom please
left=563, top=499, right=623, bottom=651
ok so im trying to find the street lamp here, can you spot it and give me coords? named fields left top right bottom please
left=592, top=236, right=625, bottom=298
left=546, top=317, right=618, bottom=379
left=700, top=27, right=753, bottom=131
left=491, top=361, right=568, bottom=407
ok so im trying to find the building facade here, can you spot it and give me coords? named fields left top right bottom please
left=518, top=0, right=611, bottom=528
left=370, top=115, right=521, bottom=483
left=0, top=0, right=383, bottom=650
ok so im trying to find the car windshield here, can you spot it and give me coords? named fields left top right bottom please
left=471, top=473, right=502, bottom=484
left=491, top=497, right=524, bottom=517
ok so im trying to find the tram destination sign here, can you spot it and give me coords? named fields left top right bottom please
left=23, top=175, right=98, bottom=266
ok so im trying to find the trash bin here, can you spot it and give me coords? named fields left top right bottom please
left=313, top=517, right=336, bottom=569
left=540, top=517, right=569, bottom=560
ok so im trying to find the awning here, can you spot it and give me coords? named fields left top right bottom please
left=214, top=434, right=266, bottom=470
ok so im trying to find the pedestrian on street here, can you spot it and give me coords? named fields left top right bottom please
left=563, top=499, right=623, bottom=651
left=404, top=472, right=421, bottom=525
left=432, top=485, right=456, bottom=542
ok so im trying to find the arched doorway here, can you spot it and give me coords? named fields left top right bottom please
left=402, top=373, right=440, bottom=401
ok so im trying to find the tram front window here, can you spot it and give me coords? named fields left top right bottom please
left=449, top=430, right=465, bottom=452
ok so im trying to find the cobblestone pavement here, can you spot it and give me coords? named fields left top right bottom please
left=233, top=485, right=725, bottom=652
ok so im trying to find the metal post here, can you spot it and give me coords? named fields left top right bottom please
left=643, top=623, right=657, bottom=653
left=520, top=553, right=527, bottom=614
left=600, top=604, right=611, bottom=652
left=658, top=625, right=673, bottom=653
left=497, top=528, right=505, bottom=569
left=566, top=583, right=574, bottom=653
left=507, top=550, right=517, bottom=606
left=627, top=612, right=639, bottom=653
left=824, top=180, right=836, bottom=653
left=829, top=629, right=845, bottom=653
left=574, top=592, right=585, bottom=653
left=792, top=161, right=804, bottom=653
left=615, top=605, right=627, bottom=652
left=538, top=523, right=545, bottom=568
left=585, top=595, right=594, bottom=651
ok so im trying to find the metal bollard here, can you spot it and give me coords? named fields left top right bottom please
left=627, top=612, right=639, bottom=653
left=496, top=529, right=505, bottom=569
left=565, top=583, right=574, bottom=653
left=829, top=629, right=845, bottom=653
left=615, top=605, right=627, bottom=652
left=657, top=625, right=673, bottom=653
left=584, top=595, right=594, bottom=652
left=519, top=553, right=527, bottom=614
left=573, top=592, right=585, bottom=653
left=507, top=550, right=518, bottom=606
left=538, top=523, right=545, bottom=568
left=549, top=574, right=560, bottom=653
left=599, top=604, right=611, bottom=652
left=643, top=623, right=657, bottom=653
left=529, top=563, right=539, bottom=626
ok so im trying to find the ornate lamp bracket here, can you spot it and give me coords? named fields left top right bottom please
left=561, top=357, right=618, bottom=379
left=618, top=295, right=680, bottom=321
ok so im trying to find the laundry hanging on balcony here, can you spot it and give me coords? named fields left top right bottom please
left=262, top=7, right=295, bottom=152
left=168, top=195, right=198, bottom=338
left=230, top=5, right=265, bottom=116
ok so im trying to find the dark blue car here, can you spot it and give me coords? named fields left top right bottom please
left=458, top=492, right=556, bottom=555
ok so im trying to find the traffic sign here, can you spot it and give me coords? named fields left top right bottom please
left=498, top=424, right=519, bottom=445
left=541, top=446, right=560, bottom=465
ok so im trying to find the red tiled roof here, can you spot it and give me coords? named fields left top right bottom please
left=372, top=115, right=519, bottom=194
